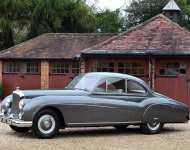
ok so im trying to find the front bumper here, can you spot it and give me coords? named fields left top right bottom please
left=0, top=113, right=32, bottom=128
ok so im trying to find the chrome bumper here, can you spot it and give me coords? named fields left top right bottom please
left=0, top=113, right=32, bottom=128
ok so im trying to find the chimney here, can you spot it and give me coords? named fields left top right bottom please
left=162, top=0, right=181, bottom=22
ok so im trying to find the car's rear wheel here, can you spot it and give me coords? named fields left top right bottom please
left=114, top=125, right=128, bottom=130
left=141, top=120, right=163, bottom=134
left=9, top=125, right=30, bottom=133
left=32, top=109, right=60, bottom=139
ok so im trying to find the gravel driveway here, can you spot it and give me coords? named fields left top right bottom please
left=0, top=123, right=190, bottom=150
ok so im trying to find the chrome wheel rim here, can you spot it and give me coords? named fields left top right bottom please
left=38, top=115, right=56, bottom=134
left=147, top=121, right=160, bottom=131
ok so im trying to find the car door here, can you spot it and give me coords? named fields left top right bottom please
left=87, top=78, right=148, bottom=124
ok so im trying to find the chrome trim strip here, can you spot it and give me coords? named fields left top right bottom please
left=0, top=113, right=32, bottom=128
left=64, top=104, right=117, bottom=109
left=68, top=121, right=141, bottom=126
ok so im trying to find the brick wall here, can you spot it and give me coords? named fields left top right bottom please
left=41, top=61, right=49, bottom=89
left=80, top=60, right=86, bottom=73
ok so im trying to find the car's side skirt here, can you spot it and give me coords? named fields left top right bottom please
left=67, top=121, right=141, bottom=127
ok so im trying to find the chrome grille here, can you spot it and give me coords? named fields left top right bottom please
left=11, top=93, right=20, bottom=114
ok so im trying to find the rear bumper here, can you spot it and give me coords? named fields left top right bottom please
left=0, top=113, right=32, bottom=128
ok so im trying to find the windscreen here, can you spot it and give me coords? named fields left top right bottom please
left=66, top=75, right=101, bottom=91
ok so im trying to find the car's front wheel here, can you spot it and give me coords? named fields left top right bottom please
left=141, top=121, right=163, bottom=134
left=9, top=125, right=30, bottom=133
left=32, top=109, right=60, bottom=139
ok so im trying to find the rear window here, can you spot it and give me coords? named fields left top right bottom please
left=127, top=80, right=146, bottom=95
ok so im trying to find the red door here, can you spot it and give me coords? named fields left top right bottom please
left=3, top=74, right=41, bottom=97
left=155, top=76, right=188, bottom=104
left=49, top=75, right=74, bottom=89
left=154, top=60, right=188, bottom=106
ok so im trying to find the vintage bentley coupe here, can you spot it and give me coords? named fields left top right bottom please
left=0, top=72, right=189, bottom=138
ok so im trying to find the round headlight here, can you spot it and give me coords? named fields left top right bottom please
left=19, top=100, right=24, bottom=110
left=4, top=96, right=12, bottom=108
left=5, top=102, right=10, bottom=108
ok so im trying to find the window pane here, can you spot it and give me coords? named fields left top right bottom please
left=26, top=62, right=39, bottom=73
left=118, top=62, right=144, bottom=75
left=127, top=80, right=146, bottom=95
left=95, top=82, right=107, bottom=93
left=72, top=62, right=80, bottom=74
left=107, top=78, right=125, bottom=93
left=159, top=62, right=186, bottom=76
left=94, top=78, right=126, bottom=94
left=52, top=62, right=69, bottom=74
left=4, top=62, right=20, bottom=73
left=96, top=62, right=115, bottom=72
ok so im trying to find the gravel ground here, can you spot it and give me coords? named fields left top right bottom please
left=0, top=123, right=190, bottom=150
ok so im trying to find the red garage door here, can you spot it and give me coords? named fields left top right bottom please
left=49, top=75, right=74, bottom=89
left=3, top=74, right=41, bottom=96
left=2, top=61, right=41, bottom=97
left=154, top=60, right=189, bottom=106
left=49, top=61, right=79, bottom=89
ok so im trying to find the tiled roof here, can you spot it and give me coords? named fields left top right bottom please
left=83, top=14, right=190, bottom=54
left=0, top=33, right=115, bottom=59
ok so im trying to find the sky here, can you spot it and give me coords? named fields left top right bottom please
left=87, top=0, right=131, bottom=10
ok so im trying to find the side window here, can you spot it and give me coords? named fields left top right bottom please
left=4, top=62, right=20, bottom=73
left=127, top=80, right=146, bottom=95
left=159, top=62, right=186, bottom=76
left=94, top=78, right=126, bottom=94
left=26, top=62, right=39, bottom=73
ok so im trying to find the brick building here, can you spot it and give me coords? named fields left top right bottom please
left=0, top=0, right=190, bottom=107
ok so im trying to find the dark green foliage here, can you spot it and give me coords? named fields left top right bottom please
left=2, top=0, right=190, bottom=52
left=125, top=0, right=190, bottom=30
left=27, top=0, right=97, bottom=38
left=125, top=0, right=168, bottom=28
left=0, top=0, right=124, bottom=50
left=177, top=0, right=190, bottom=30
left=95, top=9, right=125, bottom=33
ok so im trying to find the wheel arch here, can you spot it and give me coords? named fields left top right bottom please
left=142, top=103, right=174, bottom=123
left=32, top=106, right=66, bottom=127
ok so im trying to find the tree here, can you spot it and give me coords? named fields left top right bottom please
left=0, top=0, right=31, bottom=49
left=177, top=0, right=190, bottom=30
left=125, top=0, right=167, bottom=28
left=0, top=0, right=125, bottom=50
left=125, top=0, right=190, bottom=30
left=28, top=0, right=97, bottom=38
left=60, top=0, right=96, bottom=33
left=95, top=9, right=125, bottom=33
left=27, top=0, right=66, bottom=38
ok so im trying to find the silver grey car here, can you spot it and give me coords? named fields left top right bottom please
left=0, top=72, right=189, bottom=139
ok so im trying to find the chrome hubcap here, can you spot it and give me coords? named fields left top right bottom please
left=38, top=115, right=56, bottom=134
left=147, top=121, right=160, bottom=131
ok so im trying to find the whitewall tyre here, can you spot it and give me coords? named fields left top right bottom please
left=32, top=109, right=60, bottom=139
left=141, top=121, right=163, bottom=134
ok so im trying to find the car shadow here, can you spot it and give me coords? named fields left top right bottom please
left=5, top=126, right=186, bottom=139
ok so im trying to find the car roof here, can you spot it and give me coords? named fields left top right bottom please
left=84, top=72, right=152, bottom=93
left=85, top=72, right=144, bottom=83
